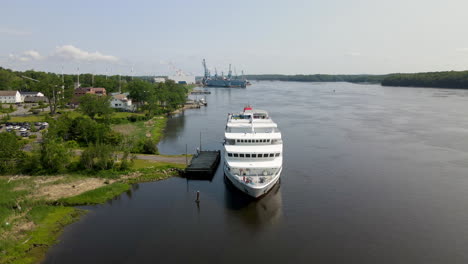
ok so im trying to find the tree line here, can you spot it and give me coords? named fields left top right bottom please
left=0, top=67, right=188, bottom=115
left=381, top=71, right=468, bottom=88
left=246, top=71, right=468, bottom=89
left=245, top=74, right=386, bottom=83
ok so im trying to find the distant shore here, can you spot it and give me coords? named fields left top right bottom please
left=246, top=70, right=468, bottom=89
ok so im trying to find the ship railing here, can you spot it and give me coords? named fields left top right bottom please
left=236, top=175, right=273, bottom=185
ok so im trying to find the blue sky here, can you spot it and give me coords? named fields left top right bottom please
left=1, top=0, right=468, bottom=75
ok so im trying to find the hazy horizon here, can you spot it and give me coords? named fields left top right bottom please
left=2, top=0, right=468, bottom=76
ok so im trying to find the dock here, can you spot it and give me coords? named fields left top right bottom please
left=185, top=150, right=220, bottom=177
left=191, top=90, right=211, bottom=95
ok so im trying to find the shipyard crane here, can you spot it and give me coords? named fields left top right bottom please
left=202, top=59, right=210, bottom=78
left=228, top=64, right=232, bottom=79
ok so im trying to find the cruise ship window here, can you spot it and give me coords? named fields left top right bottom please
left=275, top=153, right=280, bottom=157
left=248, top=140, right=251, bottom=143
left=228, top=153, right=232, bottom=157
left=269, top=153, right=274, bottom=157
left=240, top=154, right=245, bottom=158
left=258, top=154, right=263, bottom=158
left=234, top=153, right=238, bottom=157
left=252, top=154, right=257, bottom=158
left=246, top=154, right=251, bottom=158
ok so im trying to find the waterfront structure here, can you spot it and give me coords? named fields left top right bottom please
left=202, top=59, right=248, bottom=88
left=0, top=90, right=23, bottom=103
left=110, top=92, right=134, bottom=111
left=223, top=106, right=283, bottom=198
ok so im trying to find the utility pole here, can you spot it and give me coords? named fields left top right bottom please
left=61, top=66, right=65, bottom=99
left=119, top=74, right=121, bottom=93
left=77, top=67, right=80, bottom=88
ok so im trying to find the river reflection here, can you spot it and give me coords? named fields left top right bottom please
left=224, top=177, right=283, bottom=230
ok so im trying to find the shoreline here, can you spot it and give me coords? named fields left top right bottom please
left=0, top=161, right=187, bottom=264
left=0, top=135, right=190, bottom=264
left=0, top=86, right=196, bottom=263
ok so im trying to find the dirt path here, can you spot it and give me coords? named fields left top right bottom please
left=134, top=154, right=191, bottom=164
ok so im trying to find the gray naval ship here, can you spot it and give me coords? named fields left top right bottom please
left=202, top=59, right=248, bottom=88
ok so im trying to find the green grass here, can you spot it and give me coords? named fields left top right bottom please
left=112, top=112, right=145, bottom=119
left=132, top=159, right=186, bottom=170
left=57, top=183, right=131, bottom=205
left=150, top=117, right=167, bottom=143
left=0, top=206, right=83, bottom=264
left=9, top=115, right=46, bottom=123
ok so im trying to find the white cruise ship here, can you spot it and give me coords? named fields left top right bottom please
left=223, top=106, right=283, bottom=198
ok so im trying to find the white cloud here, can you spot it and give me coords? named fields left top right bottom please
left=54, top=45, right=118, bottom=62
left=23, top=50, right=43, bottom=60
left=9, top=50, right=43, bottom=62
left=0, top=27, right=31, bottom=36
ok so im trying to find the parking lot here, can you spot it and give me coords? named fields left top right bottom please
left=0, top=121, right=48, bottom=138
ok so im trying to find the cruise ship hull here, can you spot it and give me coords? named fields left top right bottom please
left=224, top=165, right=282, bottom=198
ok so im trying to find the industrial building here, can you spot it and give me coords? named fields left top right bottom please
left=167, top=75, right=195, bottom=84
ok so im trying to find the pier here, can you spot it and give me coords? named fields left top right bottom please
left=190, top=90, right=211, bottom=95
left=185, top=150, right=220, bottom=177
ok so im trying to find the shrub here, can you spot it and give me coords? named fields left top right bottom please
left=142, top=138, right=158, bottom=154
left=29, top=134, right=37, bottom=139
left=39, top=139, right=73, bottom=173
left=80, top=143, right=116, bottom=171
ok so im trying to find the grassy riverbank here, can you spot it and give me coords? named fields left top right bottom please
left=0, top=158, right=187, bottom=264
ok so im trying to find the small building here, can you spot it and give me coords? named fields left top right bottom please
left=71, top=87, right=107, bottom=105
left=167, top=75, right=196, bottom=84
left=20, top=91, right=45, bottom=98
left=74, top=87, right=106, bottom=97
left=20, top=91, right=45, bottom=103
left=0, top=90, right=23, bottom=103
left=154, top=77, right=166, bottom=83
left=24, top=96, right=48, bottom=103
left=110, top=92, right=134, bottom=111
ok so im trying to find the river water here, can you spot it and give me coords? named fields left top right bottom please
left=44, top=81, right=468, bottom=263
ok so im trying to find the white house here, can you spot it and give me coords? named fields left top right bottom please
left=0, top=90, right=23, bottom=103
left=110, top=92, right=134, bottom=111
left=20, top=91, right=45, bottom=102
left=154, top=77, right=166, bottom=83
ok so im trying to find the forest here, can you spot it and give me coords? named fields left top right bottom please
left=246, top=71, right=468, bottom=89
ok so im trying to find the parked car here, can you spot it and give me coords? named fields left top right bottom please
left=20, top=132, right=29, bottom=137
